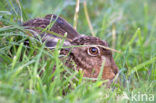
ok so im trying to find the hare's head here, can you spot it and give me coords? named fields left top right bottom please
left=23, top=14, right=119, bottom=83
left=68, top=36, right=118, bottom=80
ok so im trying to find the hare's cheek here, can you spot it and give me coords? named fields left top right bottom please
left=101, top=56, right=112, bottom=67
left=102, top=67, right=115, bottom=80
left=100, top=56, right=117, bottom=80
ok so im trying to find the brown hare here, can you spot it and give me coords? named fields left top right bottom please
left=23, top=14, right=119, bottom=84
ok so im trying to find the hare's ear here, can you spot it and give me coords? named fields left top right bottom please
left=45, top=37, right=71, bottom=50
left=45, top=14, right=80, bottom=39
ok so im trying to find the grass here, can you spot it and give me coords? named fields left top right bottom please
left=0, top=0, right=156, bottom=103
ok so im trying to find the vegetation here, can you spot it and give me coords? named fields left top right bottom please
left=0, top=0, right=155, bottom=103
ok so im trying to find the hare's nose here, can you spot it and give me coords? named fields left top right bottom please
left=112, top=65, right=119, bottom=75
left=113, top=67, right=118, bottom=75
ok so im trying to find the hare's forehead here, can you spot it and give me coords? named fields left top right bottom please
left=89, top=40, right=108, bottom=47
left=81, top=40, right=108, bottom=47
left=72, top=35, right=108, bottom=45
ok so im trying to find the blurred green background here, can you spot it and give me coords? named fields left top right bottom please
left=0, top=0, right=156, bottom=103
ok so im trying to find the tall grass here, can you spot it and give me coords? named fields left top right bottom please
left=0, top=0, right=156, bottom=103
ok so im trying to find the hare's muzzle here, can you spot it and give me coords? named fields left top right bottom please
left=102, top=66, right=118, bottom=80
left=102, top=56, right=119, bottom=80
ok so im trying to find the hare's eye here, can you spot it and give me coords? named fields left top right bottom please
left=88, top=47, right=99, bottom=56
